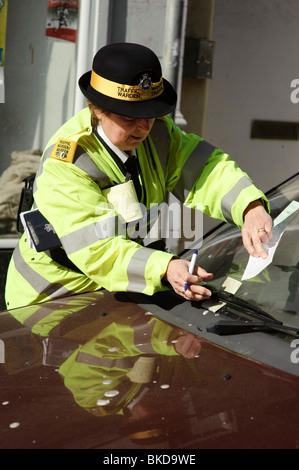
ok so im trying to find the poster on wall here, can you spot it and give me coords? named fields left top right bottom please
left=46, top=0, right=79, bottom=43
left=0, top=0, right=8, bottom=66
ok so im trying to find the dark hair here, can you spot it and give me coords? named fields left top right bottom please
left=86, top=99, right=109, bottom=128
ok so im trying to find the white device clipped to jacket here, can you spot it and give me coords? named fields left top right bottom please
left=102, top=179, right=143, bottom=223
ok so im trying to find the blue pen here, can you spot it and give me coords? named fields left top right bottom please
left=184, top=249, right=198, bottom=291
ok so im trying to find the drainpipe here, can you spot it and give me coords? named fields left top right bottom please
left=92, top=0, right=101, bottom=56
left=74, top=0, right=92, bottom=114
left=163, top=0, right=188, bottom=127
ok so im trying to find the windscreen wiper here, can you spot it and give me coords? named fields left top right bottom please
left=205, top=289, right=299, bottom=336
left=209, top=289, right=281, bottom=324
left=206, top=319, right=299, bottom=336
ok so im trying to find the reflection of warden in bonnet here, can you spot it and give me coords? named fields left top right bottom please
left=58, top=309, right=202, bottom=413
left=5, top=42, right=272, bottom=311
left=57, top=308, right=203, bottom=444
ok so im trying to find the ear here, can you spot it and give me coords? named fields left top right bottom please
left=94, top=108, right=104, bottom=122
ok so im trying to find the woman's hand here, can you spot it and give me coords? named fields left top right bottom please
left=174, top=332, right=202, bottom=358
left=242, top=200, right=272, bottom=259
left=164, top=258, right=213, bottom=300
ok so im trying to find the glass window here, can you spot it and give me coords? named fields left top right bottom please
left=186, top=173, right=299, bottom=327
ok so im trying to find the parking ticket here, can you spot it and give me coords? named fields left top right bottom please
left=241, top=200, right=299, bottom=281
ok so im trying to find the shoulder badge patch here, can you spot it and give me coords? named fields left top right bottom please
left=51, top=138, right=77, bottom=163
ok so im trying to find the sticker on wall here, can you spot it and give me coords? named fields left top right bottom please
left=0, top=0, right=8, bottom=66
left=45, top=0, right=79, bottom=43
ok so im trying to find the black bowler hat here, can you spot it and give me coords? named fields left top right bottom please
left=79, top=42, right=177, bottom=119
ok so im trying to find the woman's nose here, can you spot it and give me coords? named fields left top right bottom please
left=136, top=119, right=152, bottom=131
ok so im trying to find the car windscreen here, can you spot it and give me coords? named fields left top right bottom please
left=191, top=173, right=299, bottom=328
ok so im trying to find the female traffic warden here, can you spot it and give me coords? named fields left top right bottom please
left=5, top=43, right=272, bottom=310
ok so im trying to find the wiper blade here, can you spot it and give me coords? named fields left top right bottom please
left=204, top=288, right=299, bottom=336
left=210, top=289, right=281, bottom=324
left=206, top=319, right=299, bottom=337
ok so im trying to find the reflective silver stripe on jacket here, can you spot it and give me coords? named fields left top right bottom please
left=32, top=146, right=53, bottom=207
left=34, top=143, right=111, bottom=193
left=130, top=315, right=156, bottom=354
left=149, top=119, right=171, bottom=174
left=23, top=292, right=103, bottom=329
left=61, top=206, right=161, bottom=255
left=75, top=352, right=136, bottom=369
left=75, top=316, right=157, bottom=366
left=172, top=140, right=216, bottom=202
left=126, top=247, right=155, bottom=292
left=13, top=245, right=73, bottom=311
left=221, top=175, right=254, bottom=223
left=73, top=149, right=111, bottom=188
left=60, top=216, right=121, bottom=255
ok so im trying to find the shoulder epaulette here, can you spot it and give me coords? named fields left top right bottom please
left=50, top=138, right=78, bottom=163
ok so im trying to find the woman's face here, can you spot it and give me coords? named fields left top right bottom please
left=96, top=111, right=155, bottom=151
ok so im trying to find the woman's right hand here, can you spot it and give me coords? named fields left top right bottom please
left=164, top=258, right=213, bottom=301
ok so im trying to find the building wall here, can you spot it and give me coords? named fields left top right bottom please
left=205, top=0, right=299, bottom=193
left=0, top=0, right=77, bottom=172
left=181, top=0, right=215, bottom=136
left=182, top=0, right=299, bottom=234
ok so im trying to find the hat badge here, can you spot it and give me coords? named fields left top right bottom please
left=138, top=73, right=152, bottom=91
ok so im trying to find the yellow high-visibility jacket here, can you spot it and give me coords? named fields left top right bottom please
left=5, top=108, right=269, bottom=310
